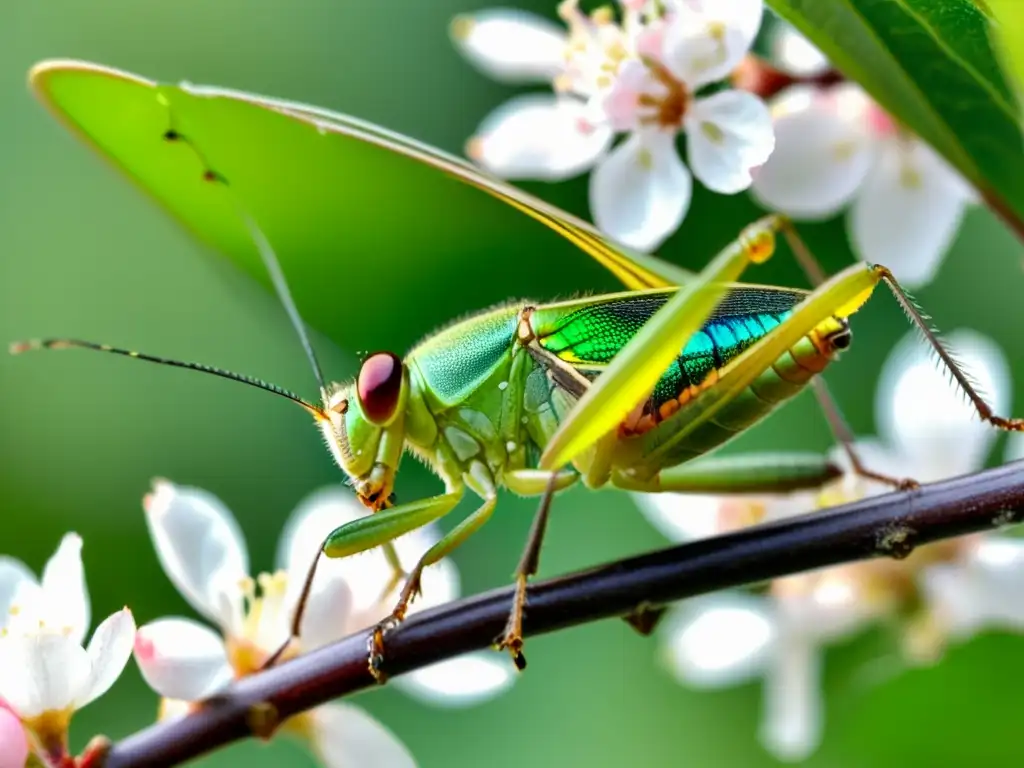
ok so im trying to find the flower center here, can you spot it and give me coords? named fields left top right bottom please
left=226, top=570, right=298, bottom=676
left=637, top=61, right=689, bottom=128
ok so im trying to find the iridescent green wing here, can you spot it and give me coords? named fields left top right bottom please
left=30, top=60, right=695, bottom=352
left=533, top=286, right=808, bottom=415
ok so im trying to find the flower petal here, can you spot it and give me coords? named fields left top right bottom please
left=589, top=131, right=691, bottom=251
left=308, top=702, right=416, bottom=768
left=296, top=575, right=353, bottom=652
left=662, top=9, right=755, bottom=88
left=75, top=609, right=135, bottom=709
left=0, top=705, right=28, bottom=768
left=770, top=21, right=830, bottom=77
left=41, top=533, right=89, bottom=645
left=450, top=9, right=567, bottom=84
left=760, top=635, right=823, bottom=762
left=750, top=88, right=872, bottom=218
left=394, top=652, right=516, bottom=707
left=876, top=328, right=1011, bottom=479
left=632, top=492, right=731, bottom=542
left=133, top=617, right=232, bottom=701
left=662, top=594, right=775, bottom=687
left=0, top=633, right=90, bottom=717
left=144, top=479, right=249, bottom=633
left=686, top=89, right=774, bottom=194
left=0, top=558, right=34, bottom=625
left=923, top=537, right=1024, bottom=638
left=849, top=138, right=970, bottom=287
left=468, top=95, right=612, bottom=181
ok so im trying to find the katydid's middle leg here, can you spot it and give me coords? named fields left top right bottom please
left=497, top=472, right=560, bottom=671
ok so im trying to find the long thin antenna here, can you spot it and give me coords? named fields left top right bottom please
left=9, top=338, right=327, bottom=419
left=163, top=129, right=329, bottom=399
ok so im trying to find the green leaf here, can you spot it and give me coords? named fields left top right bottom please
left=30, top=60, right=646, bottom=356
left=987, top=0, right=1024, bottom=106
left=767, top=0, right=1024, bottom=232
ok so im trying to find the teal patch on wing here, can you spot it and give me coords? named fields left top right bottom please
left=538, top=288, right=804, bottom=408
left=409, top=304, right=520, bottom=406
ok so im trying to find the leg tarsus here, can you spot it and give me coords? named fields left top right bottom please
left=497, top=473, right=559, bottom=670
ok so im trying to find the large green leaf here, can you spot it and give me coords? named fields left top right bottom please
left=988, top=0, right=1024, bottom=106
left=31, top=60, right=688, bottom=356
left=767, top=0, right=1024, bottom=230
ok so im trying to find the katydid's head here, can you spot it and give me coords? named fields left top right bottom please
left=320, top=351, right=408, bottom=511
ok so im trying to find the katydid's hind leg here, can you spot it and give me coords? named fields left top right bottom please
left=614, top=452, right=843, bottom=493
left=380, top=541, right=409, bottom=601
left=369, top=492, right=498, bottom=683
left=497, top=473, right=560, bottom=671
left=879, top=268, right=1024, bottom=434
left=811, top=378, right=919, bottom=490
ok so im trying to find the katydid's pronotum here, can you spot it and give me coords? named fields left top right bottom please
left=13, top=68, right=1024, bottom=683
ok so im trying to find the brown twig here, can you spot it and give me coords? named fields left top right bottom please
left=103, top=461, right=1024, bottom=768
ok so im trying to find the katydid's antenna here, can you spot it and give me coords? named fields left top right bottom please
left=9, top=338, right=328, bottom=419
left=163, top=127, right=328, bottom=398
left=236, top=208, right=329, bottom=399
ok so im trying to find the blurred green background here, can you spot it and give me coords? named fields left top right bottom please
left=2, top=1, right=1024, bottom=766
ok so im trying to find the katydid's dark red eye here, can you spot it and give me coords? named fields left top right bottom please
left=357, top=352, right=403, bottom=425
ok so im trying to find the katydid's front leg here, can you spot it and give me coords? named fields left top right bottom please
left=368, top=490, right=499, bottom=682
left=540, top=215, right=787, bottom=471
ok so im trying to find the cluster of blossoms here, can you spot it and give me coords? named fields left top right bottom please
left=0, top=484, right=515, bottom=767
left=634, top=327, right=1024, bottom=761
left=453, top=2, right=975, bottom=287
left=453, top=0, right=774, bottom=252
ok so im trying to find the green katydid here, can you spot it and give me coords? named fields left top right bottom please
left=15, top=61, right=1024, bottom=680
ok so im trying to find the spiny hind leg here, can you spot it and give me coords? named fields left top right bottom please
left=811, top=378, right=919, bottom=490
left=774, top=222, right=919, bottom=489
left=369, top=493, right=498, bottom=682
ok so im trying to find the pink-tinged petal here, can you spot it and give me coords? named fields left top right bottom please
left=40, top=533, right=89, bottom=645
left=0, top=705, right=27, bottom=768
left=750, top=89, right=872, bottom=218
left=662, top=10, right=754, bottom=88
left=394, top=653, right=516, bottom=707
left=308, top=702, right=416, bottom=768
left=662, top=594, right=775, bottom=687
left=632, top=492, right=733, bottom=542
left=0, top=634, right=90, bottom=717
left=590, top=131, right=691, bottom=251
left=76, top=609, right=135, bottom=709
left=760, top=636, right=822, bottom=762
left=770, top=21, right=830, bottom=77
left=686, top=90, right=774, bottom=194
left=600, top=60, right=661, bottom=132
left=133, top=618, right=231, bottom=702
left=0, top=558, right=34, bottom=624
left=848, top=138, right=970, bottom=287
left=876, top=328, right=1010, bottom=480
left=468, top=95, right=612, bottom=181
left=450, top=9, right=567, bottom=84
left=143, top=479, right=249, bottom=633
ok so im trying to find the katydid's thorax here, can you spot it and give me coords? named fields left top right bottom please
left=404, top=302, right=537, bottom=489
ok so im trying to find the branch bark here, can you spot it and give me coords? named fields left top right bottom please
left=103, top=461, right=1024, bottom=768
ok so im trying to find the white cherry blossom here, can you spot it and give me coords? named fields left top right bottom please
left=750, top=25, right=975, bottom=288
left=453, top=0, right=774, bottom=251
left=134, top=481, right=515, bottom=768
left=0, top=534, right=135, bottom=766
left=634, top=328, right=1016, bottom=761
